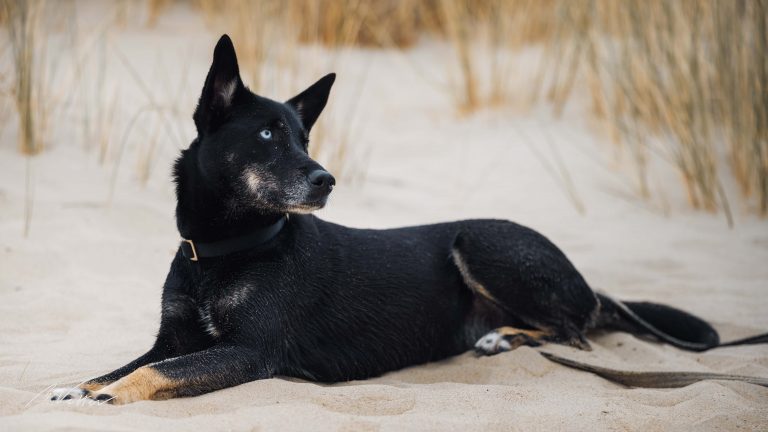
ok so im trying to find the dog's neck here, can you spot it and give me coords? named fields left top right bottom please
left=173, top=145, right=285, bottom=243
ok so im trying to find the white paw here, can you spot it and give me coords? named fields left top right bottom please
left=474, top=331, right=512, bottom=355
left=50, top=387, right=88, bottom=401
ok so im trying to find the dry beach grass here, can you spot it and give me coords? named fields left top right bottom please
left=2, top=0, right=766, bottom=216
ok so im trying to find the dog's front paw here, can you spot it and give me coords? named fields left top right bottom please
left=50, top=387, right=90, bottom=401
left=50, top=386, right=117, bottom=404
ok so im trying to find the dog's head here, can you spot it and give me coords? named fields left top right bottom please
left=188, top=34, right=336, bottom=215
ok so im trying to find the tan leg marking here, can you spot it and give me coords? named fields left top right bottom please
left=496, top=326, right=551, bottom=341
left=498, top=326, right=591, bottom=351
left=90, top=366, right=180, bottom=405
left=80, top=381, right=109, bottom=392
left=475, top=327, right=555, bottom=354
left=452, top=248, right=500, bottom=304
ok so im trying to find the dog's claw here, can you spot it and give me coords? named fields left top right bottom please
left=92, top=393, right=114, bottom=403
left=50, top=387, right=89, bottom=401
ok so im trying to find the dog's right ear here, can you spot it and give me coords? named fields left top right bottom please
left=286, top=73, right=336, bottom=133
left=193, top=35, right=245, bottom=135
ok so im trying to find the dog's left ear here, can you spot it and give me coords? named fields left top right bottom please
left=286, top=73, right=336, bottom=132
left=194, top=34, right=245, bottom=135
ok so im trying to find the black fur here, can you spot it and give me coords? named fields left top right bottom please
left=70, top=35, right=727, bottom=401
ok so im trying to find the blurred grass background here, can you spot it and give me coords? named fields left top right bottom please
left=0, top=0, right=766, bottom=222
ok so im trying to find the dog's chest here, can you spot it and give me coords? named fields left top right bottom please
left=195, top=282, right=257, bottom=339
left=197, top=302, right=220, bottom=338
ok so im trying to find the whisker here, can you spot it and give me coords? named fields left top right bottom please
left=25, top=383, right=56, bottom=408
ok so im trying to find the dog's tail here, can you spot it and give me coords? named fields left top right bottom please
left=593, top=292, right=768, bottom=351
left=542, top=292, right=768, bottom=389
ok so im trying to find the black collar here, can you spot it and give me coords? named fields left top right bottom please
left=180, top=215, right=287, bottom=261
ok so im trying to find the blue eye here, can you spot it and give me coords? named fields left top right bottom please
left=259, top=129, right=272, bottom=140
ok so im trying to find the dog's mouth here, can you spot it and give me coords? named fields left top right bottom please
left=287, top=195, right=329, bottom=214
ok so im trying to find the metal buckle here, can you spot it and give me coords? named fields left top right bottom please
left=184, top=239, right=198, bottom=262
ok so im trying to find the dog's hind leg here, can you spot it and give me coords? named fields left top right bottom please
left=473, top=326, right=552, bottom=355
left=452, top=224, right=598, bottom=353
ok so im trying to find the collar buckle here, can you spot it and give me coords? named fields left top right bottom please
left=183, top=239, right=198, bottom=261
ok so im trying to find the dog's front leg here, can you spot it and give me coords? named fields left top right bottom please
left=51, top=254, right=212, bottom=401
left=51, top=294, right=215, bottom=401
left=77, top=350, right=163, bottom=393
left=85, top=343, right=268, bottom=404
left=50, top=346, right=181, bottom=401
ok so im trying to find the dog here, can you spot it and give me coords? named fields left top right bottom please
left=52, top=35, right=740, bottom=404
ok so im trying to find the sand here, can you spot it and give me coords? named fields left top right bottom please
left=1, top=3, right=767, bottom=431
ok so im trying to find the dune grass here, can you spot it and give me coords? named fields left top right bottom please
left=1, top=0, right=765, bottom=218
left=1, top=0, right=44, bottom=155
left=541, top=0, right=767, bottom=218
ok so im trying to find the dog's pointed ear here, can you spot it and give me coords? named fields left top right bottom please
left=286, top=73, right=336, bottom=132
left=194, top=35, right=245, bottom=134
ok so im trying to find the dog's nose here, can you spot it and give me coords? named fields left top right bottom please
left=308, top=170, right=335, bottom=190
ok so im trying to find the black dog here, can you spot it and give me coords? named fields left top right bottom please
left=52, top=35, right=733, bottom=404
